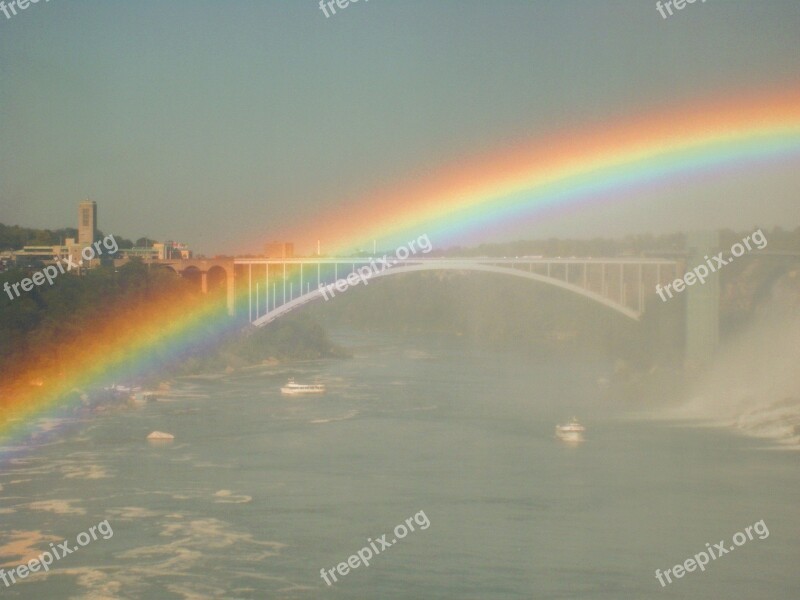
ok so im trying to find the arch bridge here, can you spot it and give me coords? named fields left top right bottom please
left=233, top=257, right=681, bottom=326
left=133, top=234, right=768, bottom=365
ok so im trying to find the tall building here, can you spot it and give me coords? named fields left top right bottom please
left=78, top=200, right=97, bottom=245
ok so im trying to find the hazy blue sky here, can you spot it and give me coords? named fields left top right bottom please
left=1, top=0, right=798, bottom=254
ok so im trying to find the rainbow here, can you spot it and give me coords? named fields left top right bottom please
left=277, top=88, right=800, bottom=253
left=2, top=87, right=800, bottom=456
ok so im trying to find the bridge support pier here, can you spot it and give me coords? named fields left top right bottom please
left=227, top=271, right=235, bottom=316
left=684, top=232, right=720, bottom=368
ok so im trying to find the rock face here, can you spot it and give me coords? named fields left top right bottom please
left=147, top=431, right=174, bottom=440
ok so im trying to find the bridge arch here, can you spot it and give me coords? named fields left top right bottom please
left=206, top=265, right=228, bottom=293
left=251, top=262, right=641, bottom=328
left=180, top=265, right=203, bottom=291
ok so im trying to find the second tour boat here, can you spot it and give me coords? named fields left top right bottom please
left=280, top=378, right=326, bottom=396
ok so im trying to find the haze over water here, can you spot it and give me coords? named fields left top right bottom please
left=1, top=331, right=797, bottom=599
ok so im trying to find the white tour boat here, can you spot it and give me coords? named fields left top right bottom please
left=555, top=417, right=586, bottom=442
left=104, top=383, right=141, bottom=394
left=280, top=378, right=326, bottom=396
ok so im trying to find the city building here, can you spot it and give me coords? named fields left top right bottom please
left=0, top=250, right=15, bottom=273
left=78, top=200, right=97, bottom=245
left=15, top=202, right=96, bottom=267
left=117, top=241, right=193, bottom=262
left=119, top=246, right=161, bottom=261
left=163, top=241, right=193, bottom=259
left=13, top=238, right=88, bottom=267
left=12, top=200, right=194, bottom=267
left=264, top=242, right=294, bottom=258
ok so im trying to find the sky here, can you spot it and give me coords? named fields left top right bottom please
left=1, top=0, right=799, bottom=255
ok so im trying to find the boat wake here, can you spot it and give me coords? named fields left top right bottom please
left=310, top=410, right=358, bottom=424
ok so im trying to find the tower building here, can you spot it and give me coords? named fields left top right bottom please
left=78, top=200, right=97, bottom=245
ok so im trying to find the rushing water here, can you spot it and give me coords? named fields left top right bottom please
left=1, top=331, right=798, bottom=599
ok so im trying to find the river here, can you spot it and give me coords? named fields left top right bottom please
left=0, top=331, right=797, bottom=599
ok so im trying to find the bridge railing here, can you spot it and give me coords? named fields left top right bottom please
left=232, top=257, right=680, bottom=324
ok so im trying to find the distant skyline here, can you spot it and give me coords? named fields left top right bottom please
left=1, top=1, right=799, bottom=255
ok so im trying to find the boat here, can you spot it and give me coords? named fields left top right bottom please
left=280, top=378, right=326, bottom=396
left=104, top=383, right=142, bottom=394
left=555, top=417, right=586, bottom=442
left=129, top=391, right=158, bottom=407
left=147, top=431, right=174, bottom=440
left=137, top=391, right=157, bottom=402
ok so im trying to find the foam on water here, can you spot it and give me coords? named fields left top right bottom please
left=213, top=490, right=252, bottom=504
left=309, top=409, right=359, bottom=424
left=61, top=464, right=111, bottom=480
left=0, top=530, right=61, bottom=567
left=27, top=499, right=87, bottom=515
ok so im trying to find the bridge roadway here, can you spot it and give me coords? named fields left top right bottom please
left=141, top=232, right=791, bottom=365
left=232, top=256, right=680, bottom=325
left=147, top=255, right=681, bottom=323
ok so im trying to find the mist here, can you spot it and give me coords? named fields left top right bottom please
left=672, top=275, right=800, bottom=446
